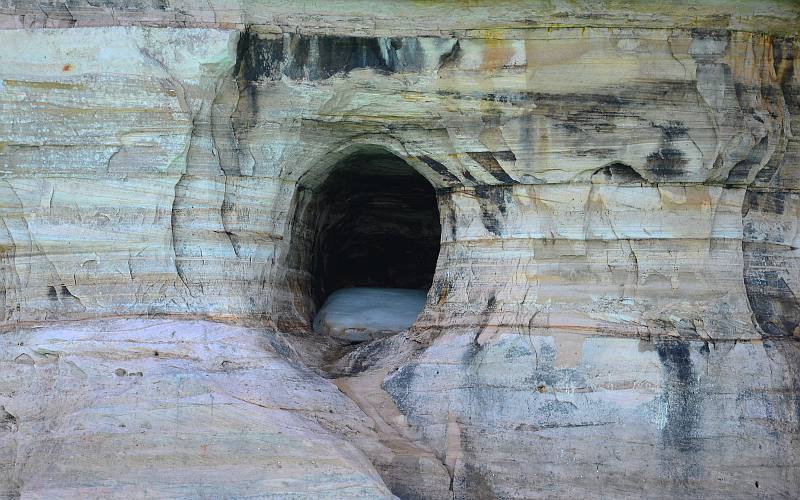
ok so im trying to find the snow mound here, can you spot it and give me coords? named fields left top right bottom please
left=313, top=287, right=428, bottom=342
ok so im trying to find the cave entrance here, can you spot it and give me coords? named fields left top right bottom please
left=287, top=146, right=441, bottom=341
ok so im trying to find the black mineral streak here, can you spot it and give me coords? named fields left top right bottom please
left=438, top=39, right=462, bottom=68
left=657, top=340, right=701, bottom=451
left=474, top=185, right=510, bottom=236
left=593, top=162, right=647, bottom=184
left=726, top=136, right=769, bottom=185
left=0, top=405, right=18, bottom=433
left=467, top=152, right=518, bottom=184
left=235, top=29, right=283, bottom=82
left=656, top=121, right=689, bottom=142
left=236, top=32, right=430, bottom=82
left=645, top=147, right=688, bottom=178
left=418, top=155, right=461, bottom=184
left=743, top=259, right=800, bottom=337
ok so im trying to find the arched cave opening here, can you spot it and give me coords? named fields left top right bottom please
left=286, top=147, right=442, bottom=341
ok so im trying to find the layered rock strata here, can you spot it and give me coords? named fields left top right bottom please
left=0, top=1, right=799, bottom=498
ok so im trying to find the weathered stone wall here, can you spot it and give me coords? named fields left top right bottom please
left=0, top=1, right=798, bottom=498
left=2, top=24, right=797, bottom=341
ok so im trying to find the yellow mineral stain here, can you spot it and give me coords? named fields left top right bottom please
left=400, top=91, right=432, bottom=102
left=658, top=185, right=715, bottom=212
left=445, top=410, right=461, bottom=478
left=3, top=79, right=85, bottom=90
left=480, top=35, right=513, bottom=71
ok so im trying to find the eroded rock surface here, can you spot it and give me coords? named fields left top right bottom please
left=1, top=1, right=799, bottom=498
left=384, top=330, right=800, bottom=498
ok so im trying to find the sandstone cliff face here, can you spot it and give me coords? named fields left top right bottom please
left=0, top=1, right=799, bottom=498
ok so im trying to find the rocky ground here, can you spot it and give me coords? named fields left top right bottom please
left=0, top=318, right=404, bottom=498
left=2, top=317, right=798, bottom=498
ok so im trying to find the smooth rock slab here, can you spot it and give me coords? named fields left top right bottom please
left=313, top=288, right=427, bottom=342
left=0, top=319, right=394, bottom=499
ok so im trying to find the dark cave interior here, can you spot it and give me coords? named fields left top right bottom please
left=309, top=150, right=441, bottom=303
